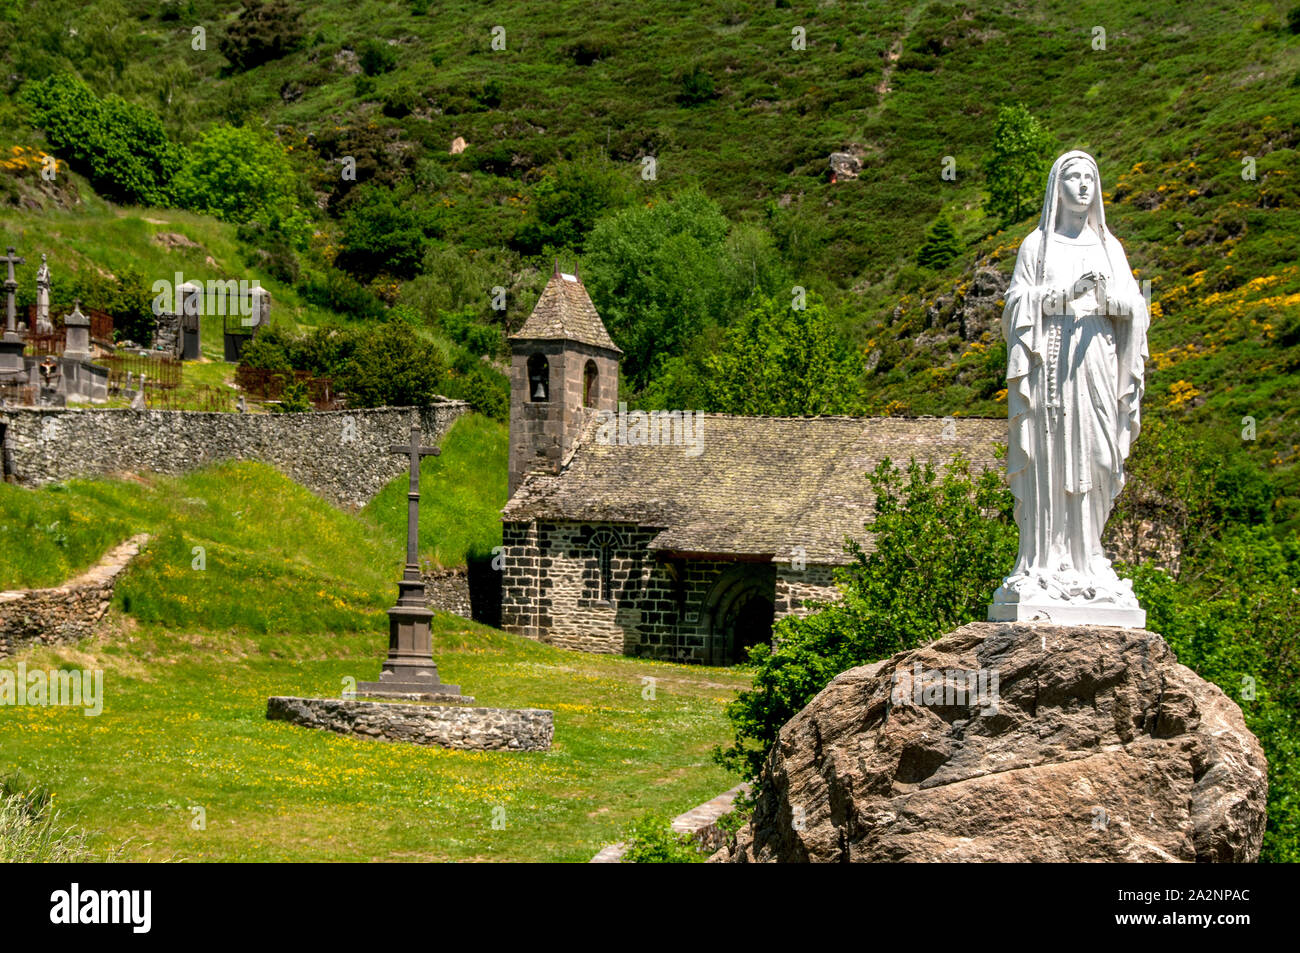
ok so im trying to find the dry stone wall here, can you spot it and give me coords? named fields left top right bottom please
left=0, top=533, right=149, bottom=659
left=266, top=696, right=554, bottom=751
left=0, top=401, right=467, bottom=509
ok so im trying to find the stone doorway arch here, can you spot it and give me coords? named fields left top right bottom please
left=703, top=564, right=775, bottom=665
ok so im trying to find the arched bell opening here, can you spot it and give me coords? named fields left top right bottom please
left=527, top=353, right=550, bottom=402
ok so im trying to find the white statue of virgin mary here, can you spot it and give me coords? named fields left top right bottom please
left=989, top=150, right=1150, bottom=627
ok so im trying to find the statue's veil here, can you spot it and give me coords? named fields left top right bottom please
left=1034, top=150, right=1107, bottom=283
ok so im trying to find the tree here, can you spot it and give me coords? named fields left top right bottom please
left=335, top=183, right=438, bottom=281
left=20, top=73, right=182, bottom=206
left=583, top=189, right=733, bottom=389
left=513, top=154, right=632, bottom=254
left=338, top=320, right=445, bottom=407
left=701, top=292, right=863, bottom=416
left=219, top=0, right=305, bottom=72
left=983, top=103, right=1054, bottom=226
left=173, top=124, right=310, bottom=247
left=359, top=38, right=398, bottom=76
left=916, top=212, right=962, bottom=269
left=717, top=456, right=1017, bottom=780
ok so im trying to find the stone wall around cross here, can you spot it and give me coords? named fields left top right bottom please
left=0, top=401, right=468, bottom=509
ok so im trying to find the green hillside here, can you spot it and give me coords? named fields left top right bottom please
left=0, top=412, right=503, bottom=590
left=2, top=2, right=1297, bottom=482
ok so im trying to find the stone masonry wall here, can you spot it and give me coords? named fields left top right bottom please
left=0, top=401, right=467, bottom=509
left=502, top=519, right=816, bottom=664
left=0, top=534, right=149, bottom=659
left=266, top=696, right=554, bottom=751
left=774, top=563, right=842, bottom=618
left=423, top=569, right=473, bottom=618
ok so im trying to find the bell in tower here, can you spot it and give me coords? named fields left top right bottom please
left=507, top=262, right=622, bottom=497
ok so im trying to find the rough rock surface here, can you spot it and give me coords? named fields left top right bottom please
left=723, top=623, right=1267, bottom=863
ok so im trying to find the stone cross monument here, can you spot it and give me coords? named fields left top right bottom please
left=357, top=420, right=463, bottom=698
left=989, top=151, right=1150, bottom=628
left=0, top=246, right=26, bottom=379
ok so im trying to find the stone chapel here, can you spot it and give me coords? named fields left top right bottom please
left=499, top=266, right=1003, bottom=665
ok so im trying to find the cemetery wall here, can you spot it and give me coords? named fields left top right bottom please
left=0, top=401, right=468, bottom=509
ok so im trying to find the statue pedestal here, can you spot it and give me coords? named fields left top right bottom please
left=989, top=586, right=1145, bottom=628
left=0, top=334, right=24, bottom=377
left=356, top=601, right=463, bottom=699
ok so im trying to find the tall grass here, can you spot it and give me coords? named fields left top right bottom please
left=0, top=773, right=123, bottom=862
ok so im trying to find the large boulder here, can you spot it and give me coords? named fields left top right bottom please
left=723, top=623, right=1267, bottom=863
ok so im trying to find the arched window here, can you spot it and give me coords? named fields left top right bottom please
left=527, top=353, right=549, bottom=402
left=583, top=360, right=599, bottom=408
left=589, top=528, right=620, bottom=604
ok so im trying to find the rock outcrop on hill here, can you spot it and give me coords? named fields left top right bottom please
left=721, top=623, right=1267, bottom=863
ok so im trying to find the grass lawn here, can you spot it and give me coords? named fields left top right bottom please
left=0, top=420, right=747, bottom=860
left=2, top=620, right=748, bottom=862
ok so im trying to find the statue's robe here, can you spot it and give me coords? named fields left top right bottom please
left=1001, top=225, right=1149, bottom=595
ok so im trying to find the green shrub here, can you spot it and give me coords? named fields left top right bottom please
left=620, top=814, right=705, bottom=863
left=336, top=183, right=438, bottom=280
left=438, top=306, right=501, bottom=357
left=274, top=379, right=312, bottom=412
left=717, top=455, right=1017, bottom=780
left=237, top=326, right=294, bottom=371
left=678, top=66, right=717, bottom=106
left=219, top=0, right=305, bottom=72
left=359, top=39, right=398, bottom=76
left=336, top=320, right=445, bottom=408
left=439, top=359, right=508, bottom=420
left=382, top=86, right=421, bottom=118
left=298, top=268, right=386, bottom=320
left=59, top=265, right=155, bottom=345
left=475, top=79, right=504, bottom=109
left=173, top=124, right=311, bottom=247
left=20, top=73, right=181, bottom=206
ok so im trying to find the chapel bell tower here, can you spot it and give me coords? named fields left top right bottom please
left=508, top=261, right=621, bottom=497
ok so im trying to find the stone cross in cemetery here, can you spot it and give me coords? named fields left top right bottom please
left=1, top=246, right=23, bottom=334
left=0, top=246, right=26, bottom=378
left=356, top=419, right=463, bottom=699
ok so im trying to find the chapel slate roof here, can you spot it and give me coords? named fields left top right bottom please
left=502, top=414, right=1006, bottom=565
left=510, top=270, right=622, bottom=353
